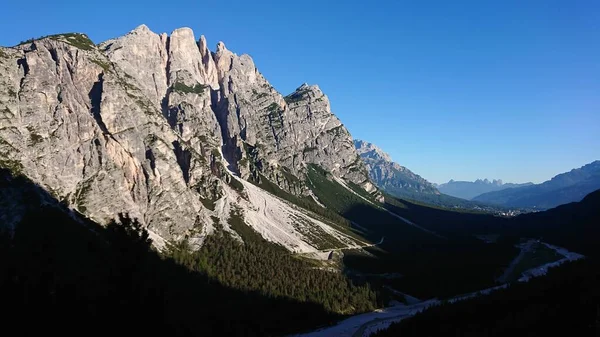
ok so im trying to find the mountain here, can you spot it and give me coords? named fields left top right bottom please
left=354, top=140, right=519, bottom=213
left=513, top=189, right=600, bottom=257
left=3, top=24, right=596, bottom=337
left=354, top=140, right=438, bottom=196
left=437, top=179, right=533, bottom=200
left=473, top=161, right=600, bottom=209
left=0, top=25, right=377, bottom=253
left=0, top=24, right=527, bottom=297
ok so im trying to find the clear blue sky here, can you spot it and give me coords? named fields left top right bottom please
left=1, top=0, right=598, bottom=184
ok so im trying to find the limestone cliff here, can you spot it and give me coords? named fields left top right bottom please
left=0, top=25, right=376, bottom=251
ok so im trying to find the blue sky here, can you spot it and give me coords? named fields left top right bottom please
left=1, top=0, right=598, bottom=184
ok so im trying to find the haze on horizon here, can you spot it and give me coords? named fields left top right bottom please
left=1, top=0, right=597, bottom=184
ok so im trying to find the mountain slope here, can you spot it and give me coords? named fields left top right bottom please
left=0, top=25, right=538, bottom=315
left=0, top=26, right=378, bottom=253
left=0, top=168, right=380, bottom=336
left=353, top=140, right=517, bottom=212
left=373, top=189, right=600, bottom=337
left=437, top=179, right=533, bottom=200
left=510, top=188, right=600, bottom=257
left=473, top=161, right=600, bottom=209
left=354, top=140, right=438, bottom=196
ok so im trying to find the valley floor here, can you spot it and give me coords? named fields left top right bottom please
left=293, top=241, right=584, bottom=337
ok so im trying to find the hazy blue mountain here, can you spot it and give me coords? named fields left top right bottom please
left=437, top=179, right=533, bottom=200
left=354, top=140, right=518, bottom=213
left=473, top=161, right=600, bottom=209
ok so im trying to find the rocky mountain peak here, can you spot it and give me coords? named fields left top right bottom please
left=354, top=139, right=393, bottom=163
left=214, top=41, right=234, bottom=80
left=132, top=24, right=151, bottom=34
left=168, top=27, right=218, bottom=88
left=197, top=35, right=219, bottom=89
left=354, top=139, right=438, bottom=196
left=439, top=178, right=534, bottom=200
left=296, top=83, right=319, bottom=92
left=216, top=41, right=228, bottom=53
left=0, top=24, right=377, bottom=251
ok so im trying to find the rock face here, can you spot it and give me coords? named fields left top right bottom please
left=212, top=42, right=374, bottom=195
left=354, top=140, right=438, bottom=197
left=0, top=26, right=375, bottom=251
left=0, top=33, right=213, bottom=242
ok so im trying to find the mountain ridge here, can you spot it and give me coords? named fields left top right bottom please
left=354, top=139, right=439, bottom=196
left=473, top=160, right=600, bottom=209
left=0, top=24, right=378, bottom=253
left=437, top=179, right=533, bottom=200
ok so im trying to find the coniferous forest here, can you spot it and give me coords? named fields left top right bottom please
left=3, top=169, right=600, bottom=336
left=0, top=195, right=378, bottom=336
left=372, top=259, right=600, bottom=337
left=372, top=190, right=600, bottom=337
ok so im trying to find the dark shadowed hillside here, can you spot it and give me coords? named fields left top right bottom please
left=374, top=188, right=600, bottom=337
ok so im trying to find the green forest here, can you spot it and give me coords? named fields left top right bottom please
left=373, top=259, right=600, bottom=337
left=373, top=190, right=600, bottom=336
left=2, top=168, right=599, bottom=336
left=164, top=211, right=380, bottom=315
left=0, top=192, right=378, bottom=336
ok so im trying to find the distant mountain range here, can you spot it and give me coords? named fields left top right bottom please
left=473, top=161, right=600, bottom=209
left=437, top=179, right=533, bottom=200
left=354, top=140, right=519, bottom=213
left=354, top=140, right=599, bottom=213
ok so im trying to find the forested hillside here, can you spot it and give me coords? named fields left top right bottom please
left=0, top=171, right=378, bottom=336
left=373, top=188, right=600, bottom=337
left=373, top=260, right=600, bottom=337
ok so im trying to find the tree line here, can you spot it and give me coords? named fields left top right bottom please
left=0, top=203, right=379, bottom=336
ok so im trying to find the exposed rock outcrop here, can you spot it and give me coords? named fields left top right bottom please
left=0, top=25, right=378, bottom=251
left=355, top=139, right=438, bottom=196
left=0, top=34, right=213, bottom=242
left=212, top=44, right=374, bottom=194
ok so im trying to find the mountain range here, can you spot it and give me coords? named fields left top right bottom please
left=473, top=160, right=600, bottom=209
left=353, top=140, right=527, bottom=214
left=437, top=179, right=533, bottom=200
left=1, top=24, right=599, bottom=336
left=0, top=26, right=378, bottom=253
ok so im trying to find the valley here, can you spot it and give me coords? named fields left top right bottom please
left=0, top=20, right=598, bottom=337
left=297, top=240, right=584, bottom=337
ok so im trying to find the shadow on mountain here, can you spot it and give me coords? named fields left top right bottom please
left=372, top=258, right=600, bottom=337
left=380, top=189, right=600, bottom=259
left=507, top=189, right=600, bottom=258
left=340, top=202, right=518, bottom=299
left=371, top=191, right=600, bottom=336
left=0, top=169, right=342, bottom=336
left=382, top=196, right=511, bottom=236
